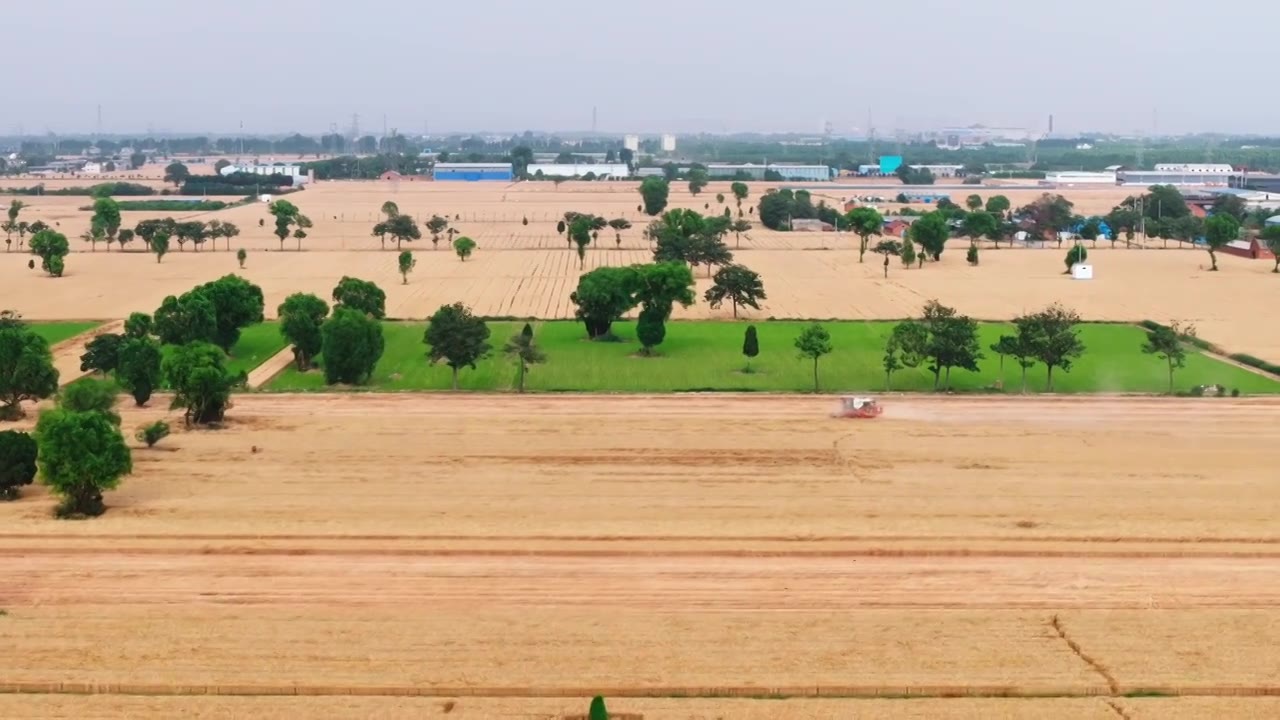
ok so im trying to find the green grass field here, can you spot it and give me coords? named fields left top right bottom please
left=157, top=322, right=286, bottom=378
left=30, top=322, right=101, bottom=346
left=265, top=320, right=1280, bottom=394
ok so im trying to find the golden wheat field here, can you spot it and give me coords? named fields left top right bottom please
left=3, top=394, right=1280, bottom=718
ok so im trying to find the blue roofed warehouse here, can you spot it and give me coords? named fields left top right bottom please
left=433, top=162, right=514, bottom=181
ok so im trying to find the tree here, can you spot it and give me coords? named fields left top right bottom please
left=705, top=264, right=765, bottom=318
left=883, top=321, right=928, bottom=391
left=454, top=235, right=477, bottom=262
left=237, top=247, right=247, bottom=268
left=742, top=325, right=759, bottom=372
left=688, top=168, right=709, bottom=196
left=332, top=276, right=386, bottom=319
left=152, top=232, right=170, bottom=263
left=378, top=213, right=421, bottom=250
left=794, top=323, right=833, bottom=392
left=0, top=429, right=37, bottom=500
left=639, top=176, right=670, bottom=215
left=321, top=307, right=384, bottom=385
left=124, top=312, right=152, bottom=339
left=900, top=236, right=917, bottom=267
left=1203, top=213, right=1239, bottom=271
left=635, top=305, right=667, bottom=356
left=503, top=323, right=546, bottom=393
left=961, top=211, right=998, bottom=245
left=920, top=301, right=983, bottom=390
left=6, top=200, right=27, bottom=249
left=153, top=291, right=217, bottom=346
left=164, top=342, right=242, bottom=425
left=985, top=195, right=1010, bottom=215
left=965, top=194, right=983, bottom=212
left=36, top=407, right=131, bottom=517
left=278, top=293, right=329, bottom=371
left=589, top=696, right=609, bottom=720
left=136, top=420, right=171, bottom=449
left=115, top=335, right=163, bottom=406
left=1143, top=321, right=1194, bottom=394
left=730, top=181, right=749, bottom=211
left=992, top=322, right=1039, bottom=393
left=80, top=333, right=123, bottom=375
left=380, top=200, right=399, bottom=220
left=1064, top=243, right=1088, bottom=273
left=58, top=378, right=121, bottom=424
left=1021, top=304, right=1085, bottom=392
left=608, top=218, right=631, bottom=247
left=426, top=215, right=449, bottom=250
left=1263, top=226, right=1280, bottom=273
left=29, top=229, right=69, bottom=276
left=91, top=197, right=122, bottom=250
left=1017, top=193, right=1075, bottom=243
left=424, top=303, right=492, bottom=390
left=163, top=161, right=190, bottom=187
left=570, top=266, right=638, bottom=339
left=0, top=315, right=59, bottom=420
left=193, top=275, right=266, bottom=351
left=909, top=212, right=950, bottom=261
left=396, top=250, right=417, bottom=284
left=117, top=228, right=136, bottom=251
left=845, top=206, right=884, bottom=263
left=268, top=199, right=311, bottom=251
left=966, top=244, right=980, bottom=266
left=633, top=261, right=696, bottom=319
left=729, top=219, right=752, bottom=248
left=556, top=219, right=566, bottom=237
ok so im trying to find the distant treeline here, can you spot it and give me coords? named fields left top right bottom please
left=301, top=154, right=431, bottom=180
left=180, top=172, right=294, bottom=196
left=0, top=182, right=156, bottom=197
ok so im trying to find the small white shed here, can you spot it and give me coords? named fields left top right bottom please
left=1071, top=263, right=1094, bottom=280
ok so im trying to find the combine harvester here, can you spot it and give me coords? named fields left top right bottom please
left=833, top=396, right=883, bottom=419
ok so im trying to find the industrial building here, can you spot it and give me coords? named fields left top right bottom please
left=1042, top=170, right=1118, bottom=186
left=433, top=162, right=514, bottom=182
left=1118, top=168, right=1231, bottom=187
left=1154, top=163, right=1234, bottom=174
left=908, top=164, right=964, bottom=178
left=661, top=134, right=677, bottom=152
left=527, top=163, right=631, bottom=179
left=705, top=164, right=833, bottom=181
left=220, top=162, right=311, bottom=185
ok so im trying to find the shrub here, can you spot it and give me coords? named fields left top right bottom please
left=1228, top=353, right=1280, bottom=375
left=135, top=421, right=171, bottom=448
left=0, top=430, right=37, bottom=501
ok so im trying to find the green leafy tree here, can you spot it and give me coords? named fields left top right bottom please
left=639, top=176, right=670, bottom=216
left=1017, top=193, right=1075, bottom=243
left=965, top=194, right=983, bottom=211
left=115, top=335, right=163, bottom=406
left=117, top=228, right=136, bottom=250
left=237, top=247, right=247, bottom=268
left=378, top=213, right=421, bottom=250
left=608, top=217, right=631, bottom=247
left=163, top=161, right=190, bottom=187
left=742, top=325, right=759, bottom=372
left=570, top=266, right=639, bottom=339
left=58, top=378, right=121, bottom=425
left=380, top=200, right=399, bottom=220
left=687, top=168, right=709, bottom=196
left=91, top=197, right=122, bottom=250
left=0, top=429, right=37, bottom=500
left=124, top=312, right=152, bottom=338
left=151, top=231, right=170, bottom=263
left=845, top=206, right=884, bottom=263
left=985, top=195, right=1011, bottom=215
left=883, top=321, right=928, bottom=390
left=730, top=219, right=752, bottom=248
left=1064, top=243, right=1088, bottom=272
left=426, top=215, right=449, bottom=250
left=278, top=293, right=330, bottom=371
left=705, top=264, right=766, bottom=318
left=1262, top=226, right=1280, bottom=273
left=966, top=244, right=979, bottom=266
left=1203, top=213, right=1239, bottom=271
left=321, top=307, right=385, bottom=385
left=424, top=303, right=492, bottom=390
left=1021, top=303, right=1085, bottom=392
left=153, top=291, right=218, bottom=346
left=163, top=342, right=242, bottom=425
left=1142, top=321, right=1194, bottom=394
left=900, top=236, right=917, bottom=267
left=635, top=305, right=667, bottom=356
left=794, top=323, right=833, bottom=392
left=589, top=696, right=609, bottom=720
left=36, top=407, right=132, bottom=517
left=633, top=261, right=696, bottom=318
left=909, top=212, right=951, bottom=261
left=398, top=250, right=416, bottom=284
left=0, top=314, right=59, bottom=420
left=454, top=235, right=477, bottom=262
left=920, top=300, right=983, bottom=390
left=961, top=211, right=997, bottom=244
left=135, top=420, right=170, bottom=448
left=730, top=182, right=749, bottom=211
left=268, top=199, right=311, bottom=251
left=195, top=275, right=266, bottom=351
left=80, top=333, right=123, bottom=375
left=991, top=325, right=1039, bottom=394
left=504, top=323, right=546, bottom=392
left=332, top=276, right=387, bottom=319
left=570, top=215, right=592, bottom=268
left=29, top=229, right=70, bottom=276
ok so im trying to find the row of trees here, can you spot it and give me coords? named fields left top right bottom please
left=636, top=178, right=751, bottom=218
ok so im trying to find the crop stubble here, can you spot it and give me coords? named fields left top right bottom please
left=1, top=394, right=1278, bottom=718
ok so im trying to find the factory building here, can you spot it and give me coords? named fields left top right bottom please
left=705, top=164, right=833, bottom=181
left=527, top=163, right=631, bottom=178
left=1042, top=170, right=1118, bottom=186
left=433, top=162, right=514, bottom=182
left=1118, top=168, right=1231, bottom=187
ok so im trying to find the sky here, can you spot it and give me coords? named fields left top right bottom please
left=8, top=0, right=1278, bottom=137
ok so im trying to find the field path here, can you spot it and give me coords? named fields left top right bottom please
left=245, top=346, right=295, bottom=388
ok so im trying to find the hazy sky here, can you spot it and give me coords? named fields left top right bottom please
left=10, top=0, right=1278, bottom=136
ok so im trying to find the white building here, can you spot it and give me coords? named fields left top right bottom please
left=1154, top=163, right=1233, bottom=174
left=81, top=162, right=104, bottom=175
left=908, top=164, right=964, bottom=177
left=1042, top=170, right=1117, bottom=186
left=661, top=134, right=676, bottom=152
left=624, top=135, right=640, bottom=152
left=527, top=163, right=631, bottom=179
left=221, top=162, right=310, bottom=184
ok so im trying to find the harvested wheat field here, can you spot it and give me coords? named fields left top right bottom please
left=2, top=394, right=1278, bottom=718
